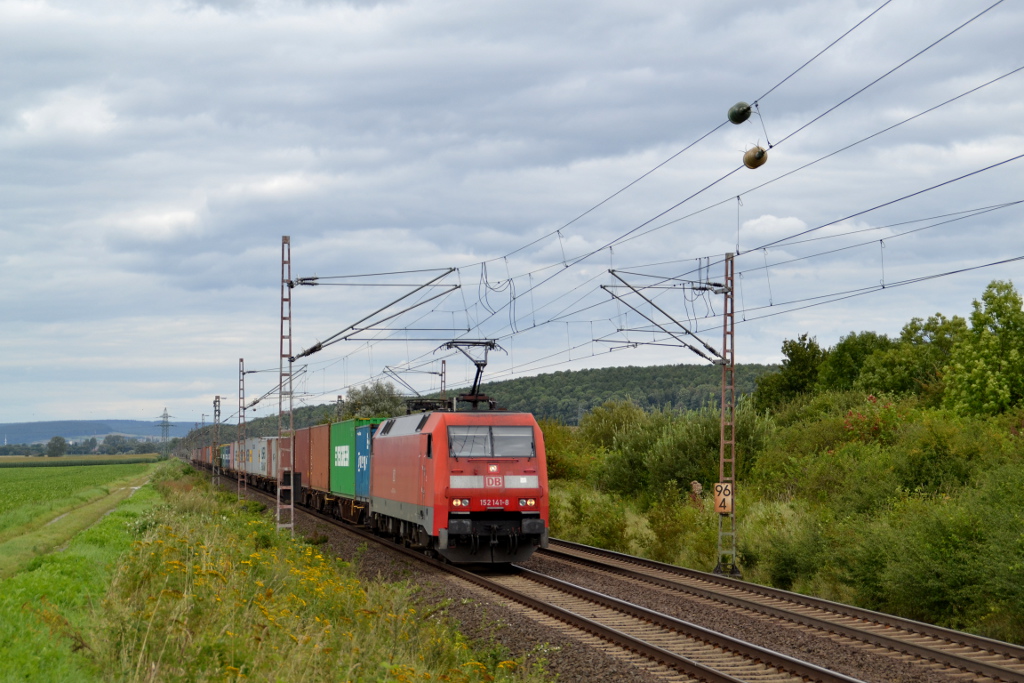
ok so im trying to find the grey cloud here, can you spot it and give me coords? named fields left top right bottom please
left=1, top=0, right=1022, bottom=421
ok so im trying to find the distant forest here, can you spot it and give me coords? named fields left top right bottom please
left=474, top=363, right=776, bottom=424
left=188, top=363, right=778, bottom=446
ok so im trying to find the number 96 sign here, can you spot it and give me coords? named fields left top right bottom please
left=714, top=482, right=734, bottom=515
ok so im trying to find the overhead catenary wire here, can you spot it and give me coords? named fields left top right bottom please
left=594, top=253, right=1024, bottom=351
left=754, top=0, right=896, bottom=102
left=738, top=201, right=1023, bottom=275
left=611, top=63, right=1024, bottom=252
left=498, top=0, right=893, bottom=264
left=490, top=194, right=1024, bottom=374
left=267, top=2, right=1019, bottom=405
left=465, top=146, right=1021, bottom=359
left=320, top=176, right=1023, bottom=399
left=608, top=199, right=1024, bottom=288
left=767, top=0, right=1008, bottom=151
left=513, top=200, right=1024, bottom=331
left=628, top=149, right=1024, bottom=299
left=430, top=25, right=1021, bottom=348
left=329, top=246, right=1024, bottom=396
left=293, top=5, right=1014, bottom=358
left=755, top=153, right=1024, bottom=250
left=736, top=253, right=1024, bottom=322
left=316, top=187, right=1018, bottom=401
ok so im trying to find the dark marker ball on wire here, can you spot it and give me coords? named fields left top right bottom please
left=743, top=146, right=768, bottom=169
left=728, top=102, right=752, bottom=124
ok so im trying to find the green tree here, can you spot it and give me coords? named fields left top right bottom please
left=342, top=380, right=405, bottom=419
left=944, top=281, right=1024, bottom=415
left=101, top=434, right=133, bottom=454
left=856, top=313, right=966, bottom=402
left=538, top=419, right=594, bottom=481
left=67, top=436, right=99, bottom=454
left=752, top=334, right=827, bottom=410
left=817, top=331, right=893, bottom=391
left=46, top=435, right=67, bottom=457
left=577, top=400, right=647, bottom=451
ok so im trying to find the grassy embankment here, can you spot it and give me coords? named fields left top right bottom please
left=2, top=461, right=551, bottom=682
left=543, top=394, right=1024, bottom=645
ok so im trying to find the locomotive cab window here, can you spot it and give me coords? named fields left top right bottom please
left=448, top=426, right=490, bottom=458
left=492, top=426, right=534, bottom=457
left=448, top=425, right=534, bottom=458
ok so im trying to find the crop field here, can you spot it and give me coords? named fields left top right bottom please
left=0, top=463, right=154, bottom=538
left=0, top=453, right=160, bottom=467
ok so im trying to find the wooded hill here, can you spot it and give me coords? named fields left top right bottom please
left=185, top=362, right=777, bottom=445
left=475, top=363, right=776, bottom=424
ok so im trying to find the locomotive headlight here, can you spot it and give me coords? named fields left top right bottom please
left=453, top=498, right=470, bottom=507
left=519, top=498, right=537, bottom=507
left=461, top=499, right=470, bottom=507
left=452, top=499, right=462, bottom=507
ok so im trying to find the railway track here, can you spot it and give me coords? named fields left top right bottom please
left=533, top=539, right=1024, bottom=683
left=483, top=567, right=860, bottom=682
left=226, top=476, right=859, bottom=682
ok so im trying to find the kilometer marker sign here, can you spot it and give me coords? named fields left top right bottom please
left=714, top=482, right=733, bottom=515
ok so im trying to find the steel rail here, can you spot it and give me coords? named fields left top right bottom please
left=543, top=538, right=1024, bottom=682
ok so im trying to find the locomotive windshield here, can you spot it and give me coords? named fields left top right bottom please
left=448, top=425, right=534, bottom=458
left=448, top=426, right=490, bottom=457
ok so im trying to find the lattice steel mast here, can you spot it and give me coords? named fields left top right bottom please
left=715, top=253, right=740, bottom=577
left=277, top=237, right=295, bottom=536
left=601, top=253, right=740, bottom=577
left=238, top=358, right=247, bottom=499
left=212, top=395, right=221, bottom=487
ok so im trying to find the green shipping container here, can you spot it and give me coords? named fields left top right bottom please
left=330, top=418, right=388, bottom=497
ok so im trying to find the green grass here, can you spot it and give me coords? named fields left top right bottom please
left=2, top=462, right=551, bottom=682
left=0, top=463, right=155, bottom=540
left=0, top=470, right=163, bottom=682
left=0, top=470, right=152, bottom=579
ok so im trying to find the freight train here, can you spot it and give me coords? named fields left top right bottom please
left=191, top=409, right=549, bottom=564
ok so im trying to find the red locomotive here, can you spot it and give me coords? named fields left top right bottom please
left=193, top=409, right=549, bottom=564
left=369, top=410, right=548, bottom=563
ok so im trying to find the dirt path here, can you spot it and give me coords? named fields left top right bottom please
left=0, top=473, right=152, bottom=579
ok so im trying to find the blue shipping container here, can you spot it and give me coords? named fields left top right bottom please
left=355, top=425, right=372, bottom=501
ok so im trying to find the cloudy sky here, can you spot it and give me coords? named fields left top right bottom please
left=2, top=0, right=1022, bottom=426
